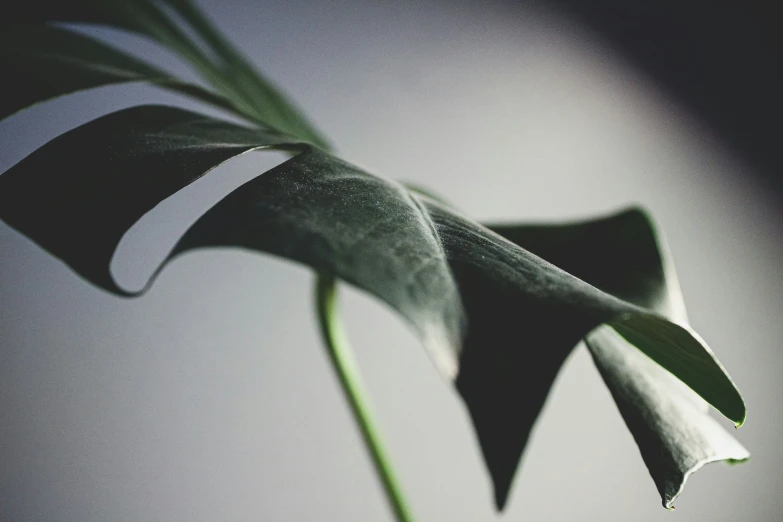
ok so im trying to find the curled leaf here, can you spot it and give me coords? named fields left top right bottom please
left=491, top=209, right=749, bottom=508
left=0, top=108, right=746, bottom=511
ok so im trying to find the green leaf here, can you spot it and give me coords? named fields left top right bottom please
left=0, top=105, right=303, bottom=295
left=489, top=210, right=746, bottom=424
left=489, top=210, right=749, bottom=508
left=6, top=0, right=330, bottom=148
left=0, top=111, right=746, bottom=510
left=609, top=314, right=745, bottom=425
left=488, top=210, right=675, bottom=314
left=0, top=25, right=246, bottom=122
left=160, top=0, right=330, bottom=148
left=587, top=325, right=749, bottom=509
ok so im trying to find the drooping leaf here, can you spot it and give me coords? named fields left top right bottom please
left=5, top=0, right=330, bottom=148
left=587, top=325, right=749, bottom=509
left=0, top=25, right=244, bottom=122
left=489, top=210, right=749, bottom=508
left=0, top=110, right=746, bottom=511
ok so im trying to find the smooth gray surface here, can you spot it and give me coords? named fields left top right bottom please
left=1, top=0, right=780, bottom=520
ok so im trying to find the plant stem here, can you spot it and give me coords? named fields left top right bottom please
left=315, top=274, right=416, bottom=522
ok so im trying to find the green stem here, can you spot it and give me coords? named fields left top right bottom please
left=315, top=274, right=416, bottom=522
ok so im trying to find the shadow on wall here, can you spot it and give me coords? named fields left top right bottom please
left=540, top=0, right=782, bottom=193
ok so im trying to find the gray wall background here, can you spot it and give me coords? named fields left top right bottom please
left=1, top=0, right=781, bottom=520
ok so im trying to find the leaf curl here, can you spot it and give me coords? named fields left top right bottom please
left=0, top=108, right=746, bottom=511
left=1, top=0, right=749, bottom=514
left=490, top=210, right=749, bottom=508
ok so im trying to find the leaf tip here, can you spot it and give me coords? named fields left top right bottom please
left=493, top=487, right=510, bottom=512
left=726, top=456, right=751, bottom=466
left=731, top=403, right=747, bottom=428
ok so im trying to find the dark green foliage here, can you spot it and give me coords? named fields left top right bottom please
left=490, top=212, right=749, bottom=507
left=0, top=26, right=237, bottom=121
left=0, top=106, right=301, bottom=294
left=5, top=0, right=329, bottom=146
left=0, top=0, right=748, bottom=514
